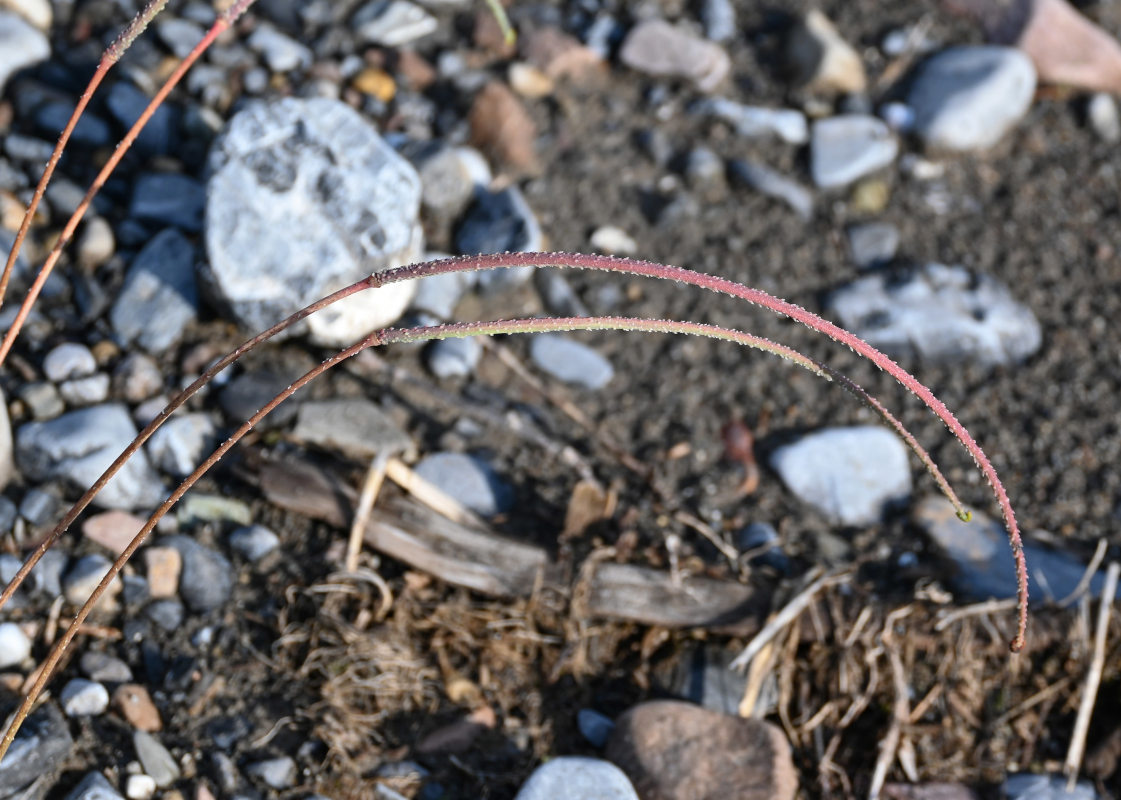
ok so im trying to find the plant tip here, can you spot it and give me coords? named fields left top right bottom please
left=956, top=509, right=973, bottom=523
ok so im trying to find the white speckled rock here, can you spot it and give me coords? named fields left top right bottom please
left=770, top=426, right=911, bottom=526
left=204, top=98, right=421, bottom=346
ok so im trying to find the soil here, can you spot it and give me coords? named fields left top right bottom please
left=3, top=0, right=1121, bottom=798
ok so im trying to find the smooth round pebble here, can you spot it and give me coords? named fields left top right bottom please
left=126, top=774, right=158, bottom=800
left=0, top=621, right=31, bottom=668
left=43, top=342, right=97, bottom=382
left=229, top=524, right=280, bottom=561
left=60, top=678, right=110, bottom=717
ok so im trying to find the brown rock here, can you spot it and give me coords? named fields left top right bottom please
left=82, top=510, right=147, bottom=556
left=144, top=546, right=182, bottom=599
left=469, top=81, right=539, bottom=175
left=113, top=683, right=162, bottom=732
left=785, top=9, right=867, bottom=94
left=395, top=49, right=436, bottom=90
left=606, top=700, right=797, bottom=800
left=619, top=19, right=730, bottom=92
left=520, top=26, right=605, bottom=83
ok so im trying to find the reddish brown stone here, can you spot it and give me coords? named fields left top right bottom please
left=469, top=81, right=539, bottom=175
left=112, top=683, right=162, bottom=732
left=606, top=700, right=796, bottom=800
left=520, top=26, right=605, bottom=83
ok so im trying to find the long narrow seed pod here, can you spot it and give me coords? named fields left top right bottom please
left=0, top=311, right=982, bottom=759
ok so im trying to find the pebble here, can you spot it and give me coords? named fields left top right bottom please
left=694, top=98, right=808, bottom=144
left=113, top=353, right=164, bottom=403
left=160, top=535, right=234, bottom=612
left=827, top=263, right=1042, bottom=367
left=43, top=343, right=96, bottom=383
left=508, top=62, right=554, bottom=98
left=145, top=412, right=217, bottom=478
left=65, top=771, right=124, bottom=800
left=1088, top=92, right=1121, bottom=144
left=701, top=0, right=735, bottom=43
left=0, top=704, right=72, bottom=796
left=81, top=650, right=133, bottom=683
left=908, top=46, right=1036, bottom=152
left=409, top=268, right=477, bottom=319
left=414, top=452, right=513, bottom=516
left=129, top=173, right=205, bottom=231
left=535, top=270, right=589, bottom=317
left=0, top=621, right=31, bottom=667
left=144, top=545, right=182, bottom=598
left=133, top=731, right=180, bottom=788
left=915, top=498, right=1119, bottom=606
left=736, top=521, right=790, bottom=573
left=36, top=102, right=111, bottom=146
left=846, top=221, right=899, bottom=270
left=29, top=548, right=65, bottom=596
left=810, top=115, right=897, bottom=189
left=218, top=370, right=301, bottom=429
left=578, top=709, right=616, bottom=748
left=204, top=98, right=421, bottom=345
left=353, top=0, right=437, bottom=46
left=177, top=493, right=251, bottom=526
left=59, top=374, right=111, bottom=406
left=669, top=644, right=749, bottom=716
left=145, top=597, right=185, bottom=631
left=770, top=426, right=911, bottom=527
left=105, top=82, right=176, bottom=155
left=3, top=132, right=52, bottom=162
left=63, top=553, right=123, bottom=608
left=515, top=757, right=638, bottom=800
left=590, top=226, right=637, bottom=255
left=113, top=684, right=162, bottom=731
left=125, top=774, right=158, bottom=800
left=1000, top=0, right=1121, bottom=95
left=155, top=17, right=204, bottom=58
left=246, top=756, right=297, bottom=790
left=16, top=404, right=165, bottom=509
left=728, top=159, right=813, bottom=221
left=469, top=81, right=538, bottom=174
left=684, top=146, right=726, bottom=200
left=247, top=23, right=312, bottom=72
left=879, top=101, right=915, bottom=134
left=1003, top=773, right=1097, bottom=800
left=19, top=486, right=58, bottom=526
left=229, top=524, right=280, bottom=561
left=292, top=397, right=413, bottom=459
left=606, top=701, right=797, bottom=800
left=785, top=9, right=866, bottom=94
left=82, top=509, right=146, bottom=555
left=456, top=186, right=542, bottom=292
left=60, top=678, right=110, bottom=717
left=410, top=143, right=490, bottom=224
left=530, top=334, right=614, bottom=390
left=619, top=19, right=731, bottom=92
left=110, top=228, right=198, bottom=354
left=0, top=11, right=50, bottom=95
left=427, top=336, right=482, bottom=378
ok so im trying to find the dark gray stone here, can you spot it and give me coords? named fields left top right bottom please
left=36, top=102, right=111, bottom=147
left=111, top=228, right=198, bottom=354
left=229, top=524, right=280, bottom=561
left=130, top=173, right=205, bottom=231
left=145, top=598, right=185, bottom=631
left=0, top=704, right=73, bottom=796
left=106, top=81, right=176, bottom=155
left=577, top=709, right=615, bottom=748
left=456, top=186, right=542, bottom=292
left=160, top=535, right=233, bottom=612
left=292, top=398, right=413, bottom=459
left=414, top=452, right=513, bottom=516
left=80, top=650, right=133, bottom=683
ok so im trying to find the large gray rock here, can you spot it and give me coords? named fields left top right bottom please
left=909, top=46, right=1036, bottom=152
left=110, top=228, right=198, bottom=354
left=0, top=11, right=49, bottom=95
left=770, top=426, right=911, bottom=526
left=16, top=405, right=164, bottom=510
left=827, top=263, right=1042, bottom=368
left=515, top=757, right=638, bottom=800
left=203, top=97, right=421, bottom=345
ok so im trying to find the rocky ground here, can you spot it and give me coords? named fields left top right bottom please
left=1, top=0, right=1121, bottom=798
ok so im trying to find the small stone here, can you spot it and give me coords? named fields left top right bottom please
left=410, top=143, right=491, bottom=225
left=113, top=684, right=162, bottom=731
left=410, top=268, right=477, bottom=319
left=65, top=771, right=124, bottom=800
left=530, top=334, right=614, bottom=390
left=669, top=645, right=749, bottom=716
left=2, top=0, right=50, bottom=29
left=880, top=101, right=916, bottom=133
left=156, top=17, right=204, bottom=58
left=426, top=336, right=482, bottom=378
left=204, top=98, right=420, bottom=346
left=535, top=270, right=589, bottom=317
left=811, top=115, right=897, bottom=189
left=114, top=353, right=164, bottom=403
left=694, top=99, right=808, bottom=144
left=145, top=412, right=217, bottom=478
left=81, top=650, right=133, bottom=683
left=516, top=757, right=638, bottom=800
left=606, top=701, right=796, bottom=800
left=846, top=221, right=899, bottom=269
left=243, top=66, right=268, bottom=94
left=293, top=398, right=413, bottom=459
left=218, top=370, right=301, bottom=429
left=126, top=774, right=158, bottom=800
left=177, top=494, right=251, bottom=526
left=63, top=553, right=123, bottom=608
left=578, top=709, right=615, bottom=748
left=16, top=404, right=165, bottom=509
left=145, top=598, right=185, bottom=631
left=76, top=217, right=115, bottom=271
left=29, top=548, right=65, bottom=596
left=508, top=62, right=554, bottom=98
left=0, top=704, right=72, bottom=796
left=908, top=46, right=1036, bottom=152
left=770, top=426, right=911, bottom=527
left=59, top=374, right=111, bottom=406
left=110, top=228, right=198, bottom=354
left=1088, top=92, right=1121, bottom=144
left=469, top=81, right=538, bottom=175
left=0, top=11, right=49, bottom=95
left=19, top=486, right=58, bottom=526
left=683, top=146, right=726, bottom=200
left=229, top=524, right=280, bottom=561
left=144, top=546, right=182, bottom=598
left=247, top=23, right=312, bottom=72
left=456, top=186, right=542, bottom=292
left=130, top=173, right=205, bottom=231
left=106, top=82, right=176, bottom=156
left=728, top=160, right=814, bottom=220
left=160, top=535, right=234, bottom=612
left=134, top=731, right=180, bottom=788
left=43, top=343, right=96, bottom=382
left=827, top=263, right=1042, bottom=367
left=1003, top=773, right=1097, bottom=800
left=619, top=19, right=730, bottom=92
left=590, top=226, right=637, bottom=255
left=353, top=0, right=437, bottom=46
left=736, top=521, right=790, bottom=573
left=0, top=621, right=30, bottom=667
left=82, top=509, right=146, bottom=555
left=414, top=452, right=513, bottom=516
left=786, top=9, right=866, bottom=94
left=701, top=0, right=735, bottom=42
left=353, top=67, right=396, bottom=102
left=246, top=756, right=297, bottom=790
left=850, top=178, right=890, bottom=215
left=60, top=678, right=110, bottom=717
